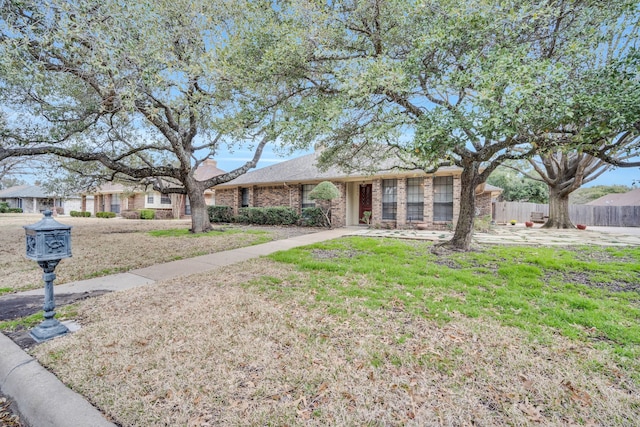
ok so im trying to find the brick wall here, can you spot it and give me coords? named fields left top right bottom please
left=475, top=192, right=492, bottom=217
left=396, top=178, right=407, bottom=227
left=255, top=186, right=289, bottom=207
left=330, top=181, right=347, bottom=227
left=215, top=189, right=235, bottom=209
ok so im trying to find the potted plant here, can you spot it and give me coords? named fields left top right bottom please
left=510, top=219, right=517, bottom=226
left=525, top=221, right=534, bottom=228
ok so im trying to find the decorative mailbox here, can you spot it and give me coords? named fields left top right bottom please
left=23, top=210, right=73, bottom=342
left=24, top=210, right=72, bottom=261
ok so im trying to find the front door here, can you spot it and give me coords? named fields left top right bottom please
left=359, top=184, right=372, bottom=224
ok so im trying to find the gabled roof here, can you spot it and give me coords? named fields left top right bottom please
left=586, top=188, right=640, bottom=206
left=0, top=185, right=52, bottom=199
left=216, top=151, right=460, bottom=188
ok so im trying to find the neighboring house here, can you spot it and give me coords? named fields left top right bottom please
left=62, top=194, right=94, bottom=215
left=0, top=185, right=63, bottom=213
left=586, top=188, right=640, bottom=206
left=215, top=151, right=499, bottom=229
left=90, top=159, right=226, bottom=217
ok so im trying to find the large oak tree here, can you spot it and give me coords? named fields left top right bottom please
left=280, top=0, right=637, bottom=250
left=0, top=0, right=305, bottom=232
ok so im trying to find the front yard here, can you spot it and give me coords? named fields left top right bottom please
left=22, top=235, right=640, bottom=426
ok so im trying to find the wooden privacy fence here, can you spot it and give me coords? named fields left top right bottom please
left=493, top=201, right=640, bottom=227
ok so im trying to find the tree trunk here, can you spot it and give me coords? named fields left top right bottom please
left=445, top=163, right=479, bottom=251
left=187, top=183, right=212, bottom=233
left=542, top=185, right=574, bottom=229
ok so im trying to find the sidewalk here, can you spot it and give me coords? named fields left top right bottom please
left=0, top=227, right=354, bottom=427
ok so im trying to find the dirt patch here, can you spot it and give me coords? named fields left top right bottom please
left=311, top=249, right=364, bottom=259
left=0, top=290, right=112, bottom=322
left=560, top=271, right=640, bottom=294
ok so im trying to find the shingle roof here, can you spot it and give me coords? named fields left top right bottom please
left=0, top=185, right=52, bottom=198
left=216, top=151, right=460, bottom=188
left=586, top=188, right=640, bottom=206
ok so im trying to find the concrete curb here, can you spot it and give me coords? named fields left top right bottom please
left=0, top=333, right=116, bottom=427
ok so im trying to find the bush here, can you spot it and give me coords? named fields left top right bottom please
left=8, top=208, right=23, bottom=213
left=235, top=207, right=299, bottom=225
left=0, top=202, right=8, bottom=213
left=301, top=207, right=328, bottom=227
left=96, top=211, right=116, bottom=218
left=140, top=209, right=155, bottom=220
left=208, top=205, right=234, bottom=223
left=121, top=210, right=141, bottom=219
left=70, top=211, right=92, bottom=217
left=154, top=210, right=174, bottom=220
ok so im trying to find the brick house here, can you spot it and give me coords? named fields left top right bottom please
left=215, top=152, right=501, bottom=229
left=89, top=159, right=225, bottom=217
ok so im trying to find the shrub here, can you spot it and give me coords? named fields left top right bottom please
left=121, top=210, right=141, bottom=219
left=140, top=209, right=155, bottom=220
left=154, top=210, right=174, bottom=220
left=301, top=207, right=328, bottom=227
left=96, top=211, right=116, bottom=218
left=70, top=211, right=92, bottom=217
left=235, top=207, right=299, bottom=225
left=8, top=208, right=23, bottom=213
left=208, top=205, right=234, bottom=223
left=0, top=202, right=8, bottom=213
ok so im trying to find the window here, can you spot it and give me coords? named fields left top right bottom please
left=241, top=188, right=249, bottom=207
left=382, top=179, right=397, bottom=220
left=160, top=194, right=171, bottom=205
left=147, top=194, right=154, bottom=204
left=110, top=193, right=121, bottom=214
left=301, top=184, right=315, bottom=209
left=406, top=178, right=424, bottom=221
left=433, top=176, right=453, bottom=221
left=185, top=197, right=191, bottom=215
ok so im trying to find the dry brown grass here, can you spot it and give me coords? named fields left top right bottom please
left=33, top=259, right=640, bottom=426
left=0, top=214, right=310, bottom=293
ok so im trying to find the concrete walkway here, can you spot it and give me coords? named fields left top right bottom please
left=0, top=227, right=353, bottom=427
left=2, top=224, right=639, bottom=426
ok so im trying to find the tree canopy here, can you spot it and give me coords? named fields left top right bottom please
left=0, top=0, right=306, bottom=232
left=274, top=0, right=639, bottom=249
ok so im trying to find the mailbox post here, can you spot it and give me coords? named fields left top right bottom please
left=24, top=210, right=73, bottom=342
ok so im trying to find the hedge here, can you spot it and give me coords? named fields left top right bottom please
left=70, top=211, right=91, bottom=217
left=208, top=205, right=234, bottom=223
left=121, top=210, right=141, bottom=219
left=96, top=211, right=116, bottom=218
left=301, top=207, right=328, bottom=227
left=0, top=202, right=8, bottom=213
left=154, top=210, right=174, bottom=220
left=140, top=209, right=155, bottom=220
left=235, top=207, right=299, bottom=225
left=8, top=208, right=23, bottom=213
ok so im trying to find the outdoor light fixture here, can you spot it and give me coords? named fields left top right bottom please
left=24, top=210, right=72, bottom=342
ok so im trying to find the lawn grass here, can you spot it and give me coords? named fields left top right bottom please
left=0, top=304, right=79, bottom=331
left=149, top=228, right=273, bottom=245
left=267, top=237, right=640, bottom=377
